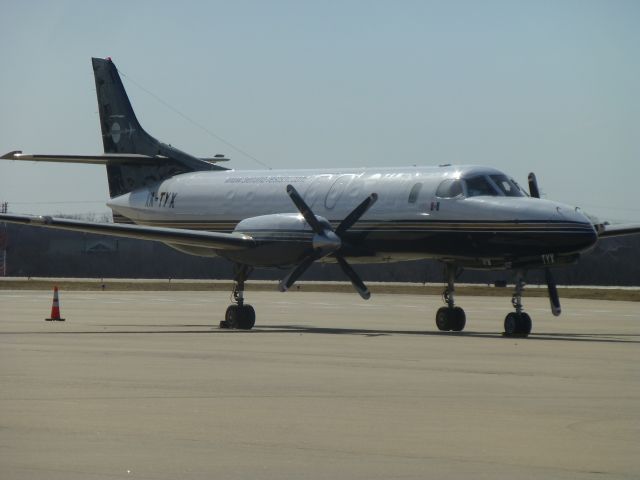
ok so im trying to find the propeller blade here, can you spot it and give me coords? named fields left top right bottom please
left=278, top=255, right=317, bottom=292
left=528, top=172, right=540, bottom=199
left=285, top=184, right=326, bottom=235
left=335, top=193, right=378, bottom=236
left=545, top=268, right=561, bottom=316
left=336, top=255, right=371, bottom=300
left=282, top=185, right=375, bottom=301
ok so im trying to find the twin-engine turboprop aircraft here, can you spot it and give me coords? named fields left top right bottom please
left=2, top=58, right=638, bottom=336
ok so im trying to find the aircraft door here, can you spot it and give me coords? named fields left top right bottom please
left=325, top=174, right=356, bottom=210
left=303, top=174, right=333, bottom=210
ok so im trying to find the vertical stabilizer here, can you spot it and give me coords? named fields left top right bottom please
left=92, top=57, right=158, bottom=155
left=91, top=57, right=220, bottom=199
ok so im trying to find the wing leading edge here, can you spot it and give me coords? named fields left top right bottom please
left=0, top=214, right=254, bottom=251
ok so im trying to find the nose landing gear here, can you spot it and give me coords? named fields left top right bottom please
left=435, top=264, right=466, bottom=332
left=503, top=272, right=532, bottom=337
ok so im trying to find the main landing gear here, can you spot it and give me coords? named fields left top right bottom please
left=435, top=264, right=466, bottom=332
left=220, top=264, right=256, bottom=330
left=503, top=271, right=532, bottom=337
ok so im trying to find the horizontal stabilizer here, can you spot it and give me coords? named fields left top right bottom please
left=1, top=151, right=229, bottom=165
left=0, top=213, right=254, bottom=251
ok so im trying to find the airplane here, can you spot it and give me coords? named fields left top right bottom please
left=1, top=57, right=638, bottom=336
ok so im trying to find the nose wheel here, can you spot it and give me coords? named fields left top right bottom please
left=503, top=271, right=532, bottom=337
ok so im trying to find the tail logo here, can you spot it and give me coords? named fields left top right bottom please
left=110, top=122, right=121, bottom=144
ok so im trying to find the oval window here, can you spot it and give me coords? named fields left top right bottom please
left=436, top=179, right=463, bottom=198
left=408, top=183, right=422, bottom=203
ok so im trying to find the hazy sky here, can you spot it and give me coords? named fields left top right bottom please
left=1, top=0, right=638, bottom=222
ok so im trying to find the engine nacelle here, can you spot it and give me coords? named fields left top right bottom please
left=228, top=213, right=332, bottom=267
left=235, top=213, right=314, bottom=235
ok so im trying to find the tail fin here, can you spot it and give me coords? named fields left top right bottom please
left=91, top=57, right=221, bottom=198
left=92, top=57, right=162, bottom=156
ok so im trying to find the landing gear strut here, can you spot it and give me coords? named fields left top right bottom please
left=435, top=264, right=466, bottom=332
left=503, top=271, right=532, bottom=337
left=220, top=264, right=256, bottom=330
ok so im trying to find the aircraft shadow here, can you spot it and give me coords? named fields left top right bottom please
left=1, top=324, right=637, bottom=344
left=258, top=325, right=639, bottom=344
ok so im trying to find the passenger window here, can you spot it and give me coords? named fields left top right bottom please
left=436, top=179, right=463, bottom=198
left=465, top=176, right=497, bottom=197
left=408, top=183, right=422, bottom=203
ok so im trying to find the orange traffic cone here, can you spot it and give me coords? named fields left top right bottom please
left=45, top=286, right=65, bottom=322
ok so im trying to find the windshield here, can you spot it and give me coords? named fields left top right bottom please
left=438, top=173, right=527, bottom=198
left=490, top=175, right=525, bottom=197
left=465, top=175, right=497, bottom=197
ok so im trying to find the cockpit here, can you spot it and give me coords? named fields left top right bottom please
left=436, top=173, right=527, bottom=199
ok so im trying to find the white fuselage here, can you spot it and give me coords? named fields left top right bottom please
left=108, top=165, right=584, bottom=223
left=107, top=164, right=597, bottom=266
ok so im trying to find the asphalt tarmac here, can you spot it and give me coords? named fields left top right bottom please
left=0, top=290, right=638, bottom=479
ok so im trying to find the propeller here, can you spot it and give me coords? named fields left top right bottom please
left=545, top=268, right=562, bottom=317
left=527, top=172, right=540, bottom=199
left=279, top=185, right=378, bottom=299
left=528, top=172, right=562, bottom=316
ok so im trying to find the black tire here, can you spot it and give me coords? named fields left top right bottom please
left=436, top=307, right=451, bottom=331
left=450, top=307, right=466, bottom=332
left=504, top=312, right=518, bottom=336
left=237, top=305, right=256, bottom=330
left=224, top=305, right=239, bottom=329
left=504, top=312, right=532, bottom=337
left=518, top=312, right=532, bottom=336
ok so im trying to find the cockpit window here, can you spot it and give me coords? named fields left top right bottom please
left=465, top=175, right=497, bottom=197
left=490, top=175, right=525, bottom=197
left=436, top=179, right=463, bottom=198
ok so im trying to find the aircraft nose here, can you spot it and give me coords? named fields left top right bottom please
left=554, top=203, right=598, bottom=250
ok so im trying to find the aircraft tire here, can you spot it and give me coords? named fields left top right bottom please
left=238, top=305, right=256, bottom=330
left=223, top=305, right=239, bottom=329
left=504, top=312, right=518, bottom=336
left=221, top=305, right=255, bottom=330
left=504, top=312, right=531, bottom=337
left=436, top=307, right=451, bottom=331
left=450, top=307, right=466, bottom=332
left=518, top=312, right=532, bottom=336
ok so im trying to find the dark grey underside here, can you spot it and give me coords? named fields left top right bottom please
left=220, top=221, right=597, bottom=268
left=0, top=212, right=603, bottom=270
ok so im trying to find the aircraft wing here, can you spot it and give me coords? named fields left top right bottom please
left=596, top=223, right=640, bottom=238
left=0, top=214, right=254, bottom=251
